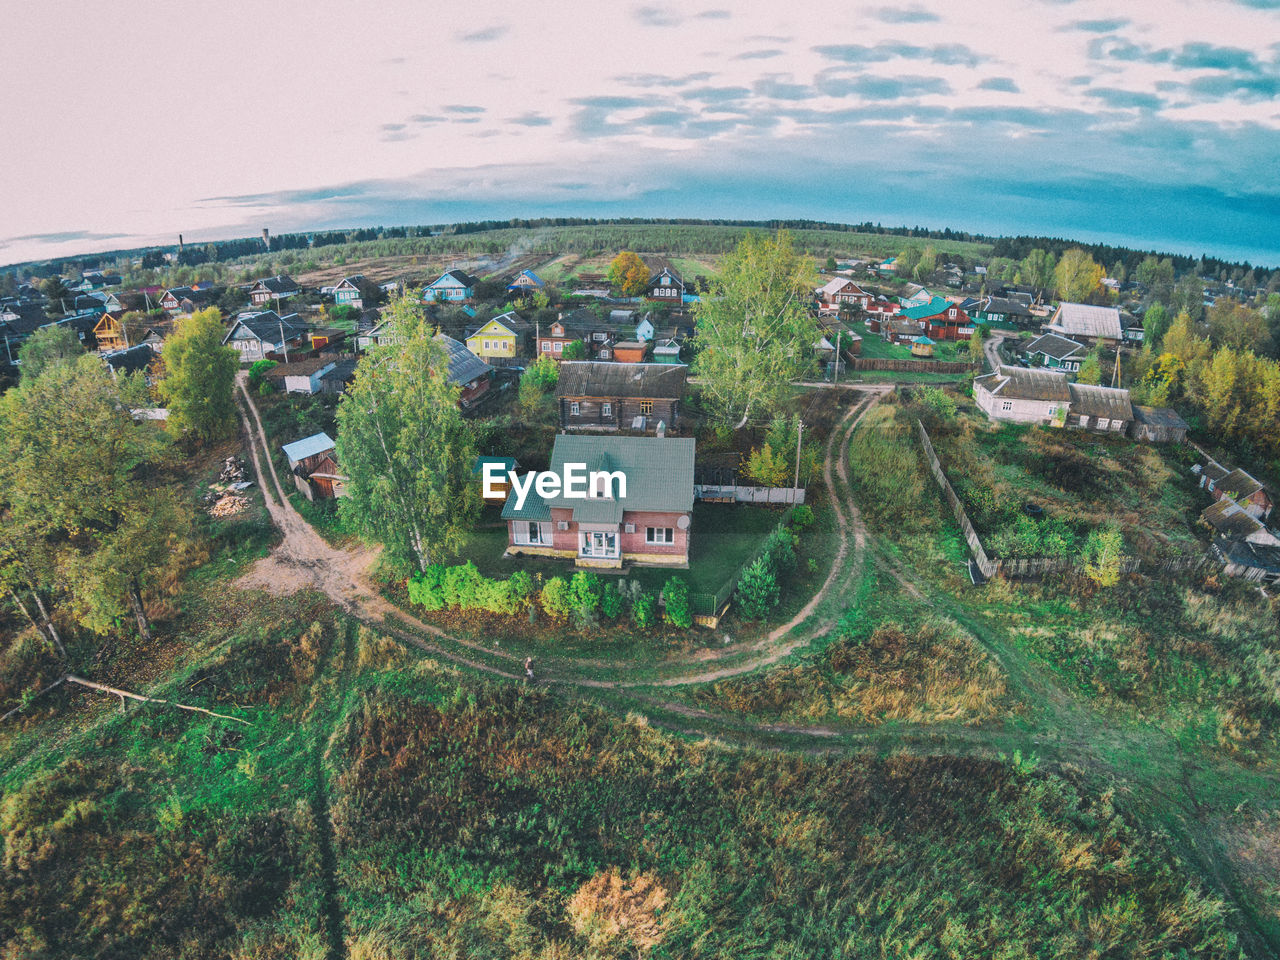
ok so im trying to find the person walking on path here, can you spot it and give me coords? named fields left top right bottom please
left=524, top=657, right=535, bottom=682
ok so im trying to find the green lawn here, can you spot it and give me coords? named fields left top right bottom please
left=845, top=320, right=965, bottom=361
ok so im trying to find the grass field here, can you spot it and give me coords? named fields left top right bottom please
left=845, top=319, right=967, bottom=361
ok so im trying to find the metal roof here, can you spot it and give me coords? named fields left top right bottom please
left=1048, top=302, right=1123, bottom=339
left=434, top=334, right=491, bottom=386
left=974, top=365, right=1071, bottom=402
left=556, top=360, right=688, bottom=400
left=282, top=432, right=336, bottom=465
left=1067, top=383, right=1134, bottom=421
left=1217, top=468, right=1265, bottom=501
left=1026, top=333, right=1086, bottom=361
left=1201, top=498, right=1265, bottom=539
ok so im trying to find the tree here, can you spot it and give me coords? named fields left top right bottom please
left=561, top=339, right=587, bottom=360
left=825, top=256, right=837, bottom=271
left=608, top=251, right=649, bottom=296
left=1143, top=303, right=1170, bottom=347
left=156, top=307, right=239, bottom=443
left=0, top=354, right=193, bottom=642
left=662, top=576, right=692, bottom=628
left=1081, top=525, right=1123, bottom=588
left=518, top=355, right=559, bottom=421
left=41, top=276, right=70, bottom=310
left=17, top=325, right=83, bottom=384
left=1109, top=260, right=1127, bottom=284
left=735, top=557, right=779, bottom=620
left=692, top=231, right=819, bottom=428
left=1076, top=348, right=1104, bottom=386
left=336, top=297, right=481, bottom=575
left=913, top=245, right=937, bottom=281
left=895, top=246, right=921, bottom=278
left=1054, top=248, right=1104, bottom=303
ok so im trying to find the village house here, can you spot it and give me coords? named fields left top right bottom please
left=465, top=311, right=532, bottom=366
left=317, top=357, right=358, bottom=395
left=282, top=433, right=347, bottom=501
left=1213, top=536, right=1280, bottom=584
left=332, top=275, right=372, bottom=310
left=536, top=308, right=609, bottom=359
left=1066, top=382, right=1134, bottom=434
left=506, top=269, right=545, bottom=296
left=248, top=275, right=300, bottom=307
left=159, top=286, right=218, bottom=314
left=423, top=269, right=477, bottom=303
left=502, top=433, right=695, bottom=568
left=899, top=286, right=937, bottom=308
left=102, top=344, right=155, bottom=381
left=1197, top=459, right=1274, bottom=520
left=555, top=360, right=688, bottom=433
left=815, top=277, right=872, bottom=315
left=265, top=357, right=339, bottom=395
left=1123, top=316, right=1145, bottom=343
left=862, top=297, right=901, bottom=332
left=1046, top=302, right=1123, bottom=344
left=221, top=311, right=305, bottom=362
left=91, top=311, right=130, bottom=353
left=898, top=296, right=974, bottom=341
left=884, top=317, right=925, bottom=344
left=1128, top=405, right=1189, bottom=443
left=1025, top=333, right=1087, bottom=372
left=436, top=333, right=493, bottom=408
left=646, top=266, right=685, bottom=303
left=972, top=365, right=1072, bottom=426
left=970, top=296, right=1035, bottom=327
left=1200, top=498, right=1279, bottom=546
left=652, top=338, right=683, bottom=364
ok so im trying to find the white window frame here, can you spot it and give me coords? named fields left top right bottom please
left=1077, top=415, right=1090, bottom=427
left=646, top=527, right=674, bottom=544
left=1096, top=418, right=1110, bottom=430
left=601, top=402, right=612, bottom=418
left=580, top=531, right=619, bottom=558
left=1110, top=419, right=1123, bottom=432
left=553, top=341, right=563, bottom=353
left=570, top=401, right=580, bottom=416
left=542, top=342, right=552, bottom=352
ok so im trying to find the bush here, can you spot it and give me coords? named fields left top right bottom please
left=663, top=576, right=692, bottom=629
left=569, top=571, right=602, bottom=625
left=789, top=504, right=815, bottom=529
left=735, top=557, right=780, bottom=621
left=540, top=576, right=573, bottom=621
left=248, top=359, right=277, bottom=386
left=509, top=569, right=535, bottom=605
left=632, top=593, right=657, bottom=629
left=407, top=565, right=447, bottom=611
left=761, top=526, right=797, bottom=577
left=443, top=562, right=484, bottom=608
left=600, top=587, right=623, bottom=620
left=917, top=386, right=957, bottom=419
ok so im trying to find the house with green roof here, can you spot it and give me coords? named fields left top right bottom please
left=502, top=434, right=695, bottom=568
left=897, top=297, right=974, bottom=341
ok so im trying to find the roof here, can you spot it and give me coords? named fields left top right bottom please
left=1218, top=468, right=1265, bottom=501
left=269, top=356, right=336, bottom=378
left=1131, top=405, right=1189, bottom=430
left=507, top=269, right=544, bottom=287
left=502, top=434, right=695, bottom=522
left=913, top=335, right=936, bottom=345
left=973, top=365, right=1071, bottom=402
left=649, top=265, right=684, bottom=285
left=103, top=345, right=154, bottom=375
left=652, top=338, right=682, bottom=353
left=979, top=296, right=1033, bottom=317
left=251, top=275, right=299, bottom=295
left=474, top=456, right=518, bottom=476
left=428, top=269, right=477, bottom=288
left=1200, top=459, right=1231, bottom=484
left=335, top=275, right=367, bottom=289
left=224, top=311, right=302, bottom=346
left=282, top=432, right=336, bottom=466
left=1201, top=498, right=1265, bottom=539
left=1067, top=383, right=1133, bottom=421
left=319, top=357, right=359, bottom=383
left=899, top=296, right=958, bottom=321
left=887, top=318, right=922, bottom=337
left=477, top=310, right=531, bottom=335
left=1216, top=536, right=1280, bottom=574
left=1026, top=334, right=1086, bottom=361
left=434, top=333, right=491, bottom=386
left=1049, top=303, right=1123, bottom=339
left=818, top=277, right=867, bottom=297
left=555, top=361, right=688, bottom=400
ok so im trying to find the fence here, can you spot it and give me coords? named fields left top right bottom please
left=916, top=418, right=1223, bottom=581
left=688, top=518, right=789, bottom=620
left=848, top=358, right=979, bottom=374
left=694, top=484, right=806, bottom=505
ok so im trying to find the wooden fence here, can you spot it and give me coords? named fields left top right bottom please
left=688, top=518, right=789, bottom=623
left=849, top=358, right=980, bottom=374
left=694, top=484, right=805, bottom=505
left=916, top=419, right=1222, bottom=582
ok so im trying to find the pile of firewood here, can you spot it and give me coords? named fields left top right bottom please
left=219, top=456, right=247, bottom=483
left=209, top=495, right=251, bottom=518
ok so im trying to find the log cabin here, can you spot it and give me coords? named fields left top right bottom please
left=555, top=360, right=687, bottom=433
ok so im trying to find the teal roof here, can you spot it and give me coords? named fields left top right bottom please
left=913, top=335, right=935, bottom=345
left=474, top=456, right=518, bottom=476
left=899, top=296, right=953, bottom=321
left=501, top=435, right=694, bottom=523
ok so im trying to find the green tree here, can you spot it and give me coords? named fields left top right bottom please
left=1109, top=260, right=1127, bottom=284
left=16, top=325, right=83, bottom=384
left=560, top=339, right=586, bottom=361
left=607, top=251, right=649, bottom=296
left=1143, top=303, right=1170, bottom=347
left=913, top=245, right=937, bottom=281
left=825, top=256, right=837, bottom=271
left=1054, top=248, right=1104, bottom=302
left=662, top=575, right=692, bottom=629
left=518, top=355, right=559, bottom=421
left=895, top=246, right=921, bottom=278
left=1076, top=348, right=1104, bottom=385
left=336, top=297, right=480, bottom=574
left=156, top=307, right=239, bottom=443
left=40, top=276, right=70, bottom=310
left=735, top=556, right=779, bottom=621
left=540, top=576, right=572, bottom=621
left=1081, top=525, right=1124, bottom=588
left=692, top=231, right=819, bottom=429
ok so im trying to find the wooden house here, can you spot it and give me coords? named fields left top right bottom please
left=1198, top=459, right=1273, bottom=520
left=102, top=344, right=156, bottom=381
left=435, top=333, right=492, bottom=408
left=646, top=266, right=684, bottom=303
left=973, top=365, right=1071, bottom=426
left=1025, top=333, right=1087, bottom=372
left=1066, top=382, right=1134, bottom=434
left=815, top=278, right=872, bottom=315
left=1213, top=536, right=1280, bottom=584
left=1123, top=316, right=1145, bottom=343
left=267, top=357, right=338, bottom=395
left=899, top=297, right=974, bottom=341
left=282, top=433, right=347, bottom=501
left=506, top=270, right=545, bottom=296
left=465, top=311, right=531, bottom=366
left=502, top=434, right=695, bottom=568
left=221, top=311, right=304, bottom=362
left=971, top=297, right=1034, bottom=327
left=536, top=309, right=596, bottom=359
left=92, top=311, right=130, bottom=352
left=332, top=275, right=371, bottom=310
left=423, top=269, right=477, bottom=303
left=1046, top=303, right=1123, bottom=343
left=249, top=275, right=300, bottom=307
left=1200, top=498, right=1278, bottom=546
left=555, top=361, right=688, bottom=432
left=652, top=338, right=683, bottom=364
left=1128, top=405, right=1188, bottom=443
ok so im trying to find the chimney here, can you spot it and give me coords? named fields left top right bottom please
left=262, top=227, right=270, bottom=249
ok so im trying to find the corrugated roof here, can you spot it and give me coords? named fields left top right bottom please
left=282, top=432, right=336, bottom=465
left=975, top=365, right=1071, bottom=402
left=899, top=296, right=957, bottom=321
left=1067, top=383, right=1133, bottom=421
left=556, top=361, right=688, bottom=400
left=434, top=334, right=491, bottom=386
left=1026, top=333, right=1086, bottom=361
left=1217, top=536, right=1280, bottom=573
left=1217, top=468, right=1264, bottom=501
left=1131, top=405, right=1189, bottom=430
left=1048, top=302, right=1122, bottom=339
left=1201, top=498, right=1265, bottom=539
left=1201, top=459, right=1230, bottom=483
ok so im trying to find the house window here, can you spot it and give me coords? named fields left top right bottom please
left=522, top=521, right=545, bottom=544
left=1110, top=419, right=1123, bottom=432
left=542, top=342, right=552, bottom=352
left=1076, top=415, right=1090, bottom=427
left=646, top=527, right=674, bottom=544
left=594, top=332, right=607, bottom=341
left=601, top=402, right=612, bottom=418
left=1096, top=418, right=1110, bottom=430
left=580, top=531, right=618, bottom=558
left=553, top=341, right=563, bottom=353
left=570, top=401, right=580, bottom=416
left=948, top=308, right=957, bottom=318
left=640, top=400, right=653, bottom=415
left=1000, top=401, right=1013, bottom=412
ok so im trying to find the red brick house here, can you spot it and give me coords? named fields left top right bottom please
left=503, top=434, right=695, bottom=568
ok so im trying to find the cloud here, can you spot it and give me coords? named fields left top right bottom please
left=817, top=73, right=952, bottom=99
left=409, top=114, right=446, bottom=124
left=1064, top=17, right=1130, bottom=32
left=978, top=76, right=1020, bottom=92
left=457, top=25, right=508, bottom=42
left=733, top=49, right=783, bottom=60
left=443, top=104, right=487, bottom=114
left=616, top=71, right=715, bottom=87
left=871, top=5, right=941, bottom=22
left=681, top=85, right=752, bottom=102
left=571, top=95, right=649, bottom=109
left=1085, top=87, right=1165, bottom=110
left=508, top=113, right=553, bottom=126
left=753, top=76, right=812, bottom=100
left=633, top=5, right=682, bottom=26
left=1168, top=42, right=1259, bottom=71
left=696, top=9, right=731, bottom=18
left=812, top=42, right=987, bottom=67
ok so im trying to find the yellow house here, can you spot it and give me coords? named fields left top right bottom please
left=464, top=311, right=529, bottom=364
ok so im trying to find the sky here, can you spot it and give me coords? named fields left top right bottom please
left=3, top=0, right=1279, bottom=267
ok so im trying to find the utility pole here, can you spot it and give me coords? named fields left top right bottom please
left=279, top=317, right=289, bottom=363
left=834, top=329, right=841, bottom=384
left=793, top=420, right=804, bottom=502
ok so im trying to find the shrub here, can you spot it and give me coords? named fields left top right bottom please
left=407, top=564, right=447, bottom=611
left=761, top=526, right=797, bottom=577
left=540, top=576, right=573, bottom=621
left=663, top=576, right=692, bottom=629
left=248, top=359, right=277, bottom=386
left=569, top=571, right=602, bottom=624
left=789, top=504, right=814, bottom=529
left=632, top=593, right=657, bottom=629
left=917, top=386, right=957, bottom=419
left=736, top=557, right=779, bottom=621
left=508, top=569, right=535, bottom=605
left=600, top=588, right=623, bottom=620
left=443, top=562, right=484, bottom=608
left=1082, top=524, right=1124, bottom=587
left=476, top=578, right=517, bottom=616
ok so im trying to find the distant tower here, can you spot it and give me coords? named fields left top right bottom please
left=262, top=227, right=270, bottom=250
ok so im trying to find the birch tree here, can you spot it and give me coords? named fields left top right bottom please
left=336, top=297, right=480, bottom=574
left=692, top=231, right=818, bottom=429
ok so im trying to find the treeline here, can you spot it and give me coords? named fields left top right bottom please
left=991, top=235, right=1273, bottom=286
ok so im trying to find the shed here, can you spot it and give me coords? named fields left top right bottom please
left=910, top=335, right=935, bottom=357
left=1128, top=405, right=1189, bottom=443
left=282, top=433, right=347, bottom=501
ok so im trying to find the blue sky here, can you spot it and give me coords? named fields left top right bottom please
left=3, top=0, right=1279, bottom=266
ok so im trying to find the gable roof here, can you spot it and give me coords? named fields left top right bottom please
left=1026, top=333, right=1086, bottom=361
left=818, top=277, right=867, bottom=298
left=973, top=365, right=1071, bottom=402
left=1217, top=468, right=1265, bottom=501
left=223, top=311, right=303, bottom=346
left=978, top=296, right=1033, bottom=318
left=103, top=345, right=154, bottom=375
left=508, top=269, right=544, bottom=287
left=648, top=266, right=684, bottom=286
left=1201, top=498, right=1266, bottom=539
left=1067, top=382, right=1133, bottom=421
left=1131, top=405, right=1189, bottom=431
left=1216, top=536, right=1280, bottom=574
left=334, top=275, right=367, bottom=290
left=1049, top=302, right=1123, bottom=339
left=502, top=434, right=695, bottom=522
left=483, top=310, right=531, bottom=334
left=428, top=269, right=477, bottom=288
left=250, top=274, right=299, bottom=295
left=900, top=296, right=961, bottom=322
left=282, top=433, right=336, bottom=466
left=555, top=360, right=689, bottom=400
left=434, top=333, right=491, bottom=386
